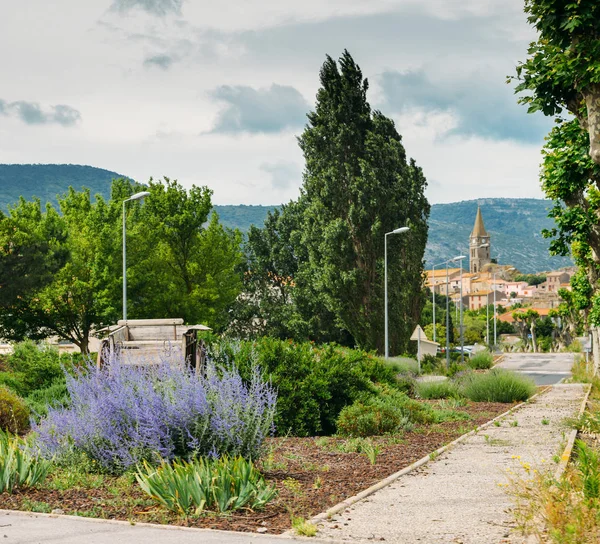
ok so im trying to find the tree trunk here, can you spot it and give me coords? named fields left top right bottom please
left=531, top=322, right=537, bottom=353
left=593, top=327, right=600, bottom=375
left=585, top=84, right=600, bottom=165
left=74, top=335, right=90, bottom=356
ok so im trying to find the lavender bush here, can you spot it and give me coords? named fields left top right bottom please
left=32, top=355, right=276, bottom=473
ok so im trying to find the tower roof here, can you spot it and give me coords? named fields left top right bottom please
left=471, top=206, right=488, bottom=237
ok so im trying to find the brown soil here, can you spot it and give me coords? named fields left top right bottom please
left=0, top=401, right=512, bottom=535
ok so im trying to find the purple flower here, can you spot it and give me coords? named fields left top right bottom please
left=32, top=353, right=276, bottom=473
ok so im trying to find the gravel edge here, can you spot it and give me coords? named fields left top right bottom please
left=553, top=382, right=593, bottom=481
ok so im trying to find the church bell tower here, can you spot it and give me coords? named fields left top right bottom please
left=470, top=206, right=491, bottom=274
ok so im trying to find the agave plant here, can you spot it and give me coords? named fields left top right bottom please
left=136, top=455, right=277, bottom=517
left=0, top=431, right=50, bottom=492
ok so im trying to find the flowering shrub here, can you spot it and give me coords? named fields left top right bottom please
left=33, top=356, right=276, bottom=473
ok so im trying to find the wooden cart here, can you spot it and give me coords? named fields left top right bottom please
left=97, top=318, right=211, bottom=371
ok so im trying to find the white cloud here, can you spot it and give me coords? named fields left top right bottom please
left=0, top=0, right=546, bottom=206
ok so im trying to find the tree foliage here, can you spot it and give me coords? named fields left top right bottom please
left=515, top=0, right=600, bottom=164
left=0, top=178, right=243, bottom=352
left=236, top=51, right=430, bottom=354
left=515, top=1, right=600, bottom=340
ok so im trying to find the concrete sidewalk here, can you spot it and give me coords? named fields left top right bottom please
left=0, top=509, right=323, bottom=544
left=316, top=384, right=587, bottom=544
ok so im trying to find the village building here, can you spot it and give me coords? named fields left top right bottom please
left=463, top=290, right=506, bottom=311
left=544, top=271, right=571, bottom=293
left=425, top=206, right=574, bottom=313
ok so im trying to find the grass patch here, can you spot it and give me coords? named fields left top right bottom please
left=292, top=516, right=318, bottom=537
left=467, top=351, right=493, bottom=370
left=377, top=356, right=419, bottom=375
left=415, top=379, right=461, bottom=400
left=459, top=369, right=536, bottom=403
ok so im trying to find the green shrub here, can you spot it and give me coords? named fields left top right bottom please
left=576, top=440, right=600, bottom=501
left=25, top=379, right=70, bottom=419
left=336, top=399, right=412, bottom=437
left=5, top=341, right=64, bottom=395
left=468, top=351, right=493, bottom=370
left=420, top=354, right=444, bottom=374
left=379, top=356, right=419, bottom=375
left=415, top=379, right=461, bottom=399
left=0, top=371, right=28, bottom=397
left=394, top=373, right=417, bottom=396
left=336, top=385, right=438, bottom=436
left=136, top=456, right=277, bottom=516
left=208, top=338, right=398, bottom=436
left=459, top=369, right=536, bottom=403
left=0, top=431, right=50, bottom=492
left=447, top=362, right=469, bottom=377
left=0, top=387, right=30, bottom=434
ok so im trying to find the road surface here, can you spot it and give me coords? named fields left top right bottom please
left=495, top=352, right=574, bottom=384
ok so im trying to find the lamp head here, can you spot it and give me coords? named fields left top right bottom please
left=392, top=226, right=410, bottom=234
left=129, top=191, right=151, bottom=201
left=451, top=255, right=467, bottom=261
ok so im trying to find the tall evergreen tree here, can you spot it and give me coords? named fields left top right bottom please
left=233, top=52, right=429, bottom=353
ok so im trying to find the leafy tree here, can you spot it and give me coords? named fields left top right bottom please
left=513, top=273, right=546, bottom=286
left=127, top=178, right=244, bottom=330
left=295, top=51, right=429, bottom=354
left=514, top=1, right=600, bottom=366
left=0, top=189, right=120, bottom=353
left=0, top=199, right=68, bottom=306
left=0, top=178, right=244, bottom=351
left=513, top=309, right=541, bottom=352
left=515, top=0, right=600, bottom=165
left=234, top=52, right=429, bottom=354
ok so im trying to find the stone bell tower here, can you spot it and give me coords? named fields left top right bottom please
left=470, top=206, right=491, bottom=274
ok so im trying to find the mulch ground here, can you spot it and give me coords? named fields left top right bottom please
left=0, top=401, right=513, bottom=534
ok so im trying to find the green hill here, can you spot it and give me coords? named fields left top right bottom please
left=0, top=164, right=572, bottom=273
left=0, top=164, right=127, bottom=209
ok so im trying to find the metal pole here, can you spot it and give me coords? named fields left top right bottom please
left=446, top=262, right=450, bottom=369
left=460, top=259, right=464, bottom=364
left=122, top=200, right=127, bottom=321
left=432, top=264, right=436, bottom=343
left=493, top=272, right=497, bottom=348
left=384, top=232, right=389, bottom=359
left=486, top=299, right=490, bottom=347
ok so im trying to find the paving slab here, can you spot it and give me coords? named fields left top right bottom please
left=316, top=384, right=587, bottom=544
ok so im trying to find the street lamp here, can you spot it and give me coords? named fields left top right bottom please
left=122, top=191, right=151, bottom=321
left=431, top=260, right=451, bottom=343
left=493, top=266, right=515, bottom=348
left=384, top=226, right=410, bottom=359
left=453, top=256, right=467, bottom=364
left=474, top=243, right=491, bottom=347
left=445, top=255, right=467, bottom=368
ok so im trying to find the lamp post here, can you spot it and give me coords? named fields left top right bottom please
left=493, top=266, right=515, bottom=348
left=454, top=256, right=467, bottom=364
left=122, top=191, right=151, bottom=321
left=431, top=263, right=437, bottom=343
left=444, top=255, right=466, bottom=369
left=431, top=260, right=451, bottom=343
left=384, top=226, right=410, bottom=359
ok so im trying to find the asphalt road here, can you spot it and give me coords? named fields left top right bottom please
left=495, top=352, right=575, bottom=385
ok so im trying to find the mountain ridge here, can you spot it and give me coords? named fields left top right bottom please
left=0, top=164, right=572, bottom=273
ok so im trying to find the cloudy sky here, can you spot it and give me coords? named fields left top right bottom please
left=0, top=0, right=550, bottom=205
